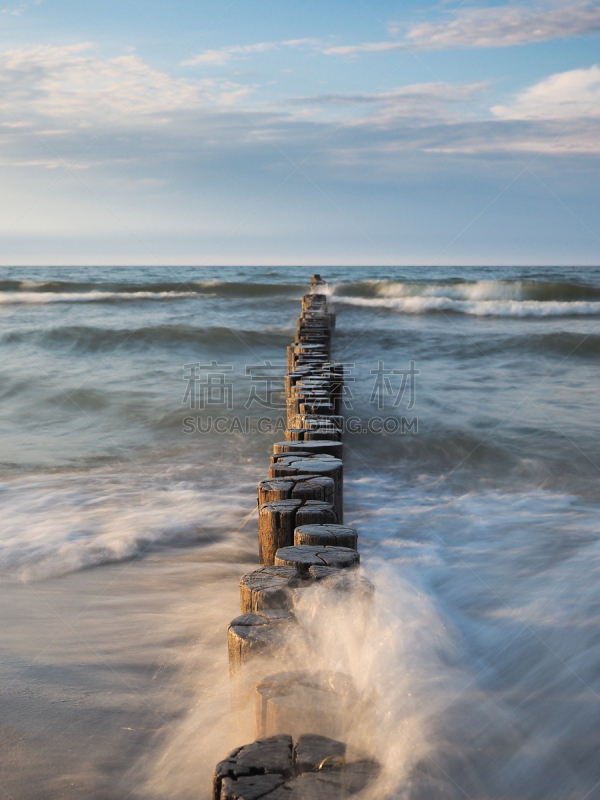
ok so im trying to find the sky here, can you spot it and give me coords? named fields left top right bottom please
left=0, top=0, right=599, bottom=266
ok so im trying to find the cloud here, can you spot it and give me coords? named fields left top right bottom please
left=287, top=82, right=488, bottom=126
left=419, top=67, right=600, bottom=155
left=183, top=38, right=320, bottom=67
left=407, top=0, right=600, bottom=49
left=323, top=41, right=403, bottom=56
left=182, top=42, right=277, bottom=66
left=0, top=41, right=599, bottom=192
left=285, top=71, right=600, bottom=156
left=324, top=0, right=600, bottom=55
left=492, top=65, right=600, bottom=118
left=0, top=43, right=255, bottom=131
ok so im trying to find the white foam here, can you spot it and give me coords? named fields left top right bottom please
left=330, top=476, right=600, bottom=796
left=334, top=293, right=600, bottom=317
left=0, top=468, right=255, bottom=580
left=0, top=291, right=198, bottom=304
left=373, top=279, right=537, bottom=301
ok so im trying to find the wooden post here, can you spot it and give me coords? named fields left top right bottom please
left=285, top=427, right=342, bottom=443
left=227, top=610, right=294, bottom=675
left=274, top=439, right=343, bottom=461
left=294, top=502, right=338, bottom=528
left=269, top=455, right=343, bottom=521
left=254, top=671, right=359, bottom=740
left=213, top=732, right=379, bottom=800
left=271, top=451, right=313, bottom=462
left=285, top=424, right=342, bottom=442
left=258, top=475, right=335, bottom=507
left=239, top=566, right=302, bottom=614
left=294, top=523, right=357, bottom=550
left=290, top=476, right=335, bottom=506
left=213, top=735, right=293, bottom=800
left=308, top=566, right=375, bottom=600
left=274, top=545, right=359, bottom=575
left=287, top=390, right=331, bottom=427
left=290, top=413, right=343, bottom=433
left=257, top=478, right=299, bottom=506
left=299, top=400, right=334, bottom=416
left=258, top=499, right=302, bottom=566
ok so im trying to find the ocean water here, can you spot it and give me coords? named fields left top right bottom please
left=1, top=265, right=600, bottom=799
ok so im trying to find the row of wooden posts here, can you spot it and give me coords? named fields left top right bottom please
left=213, top=276, right=380, bottom=800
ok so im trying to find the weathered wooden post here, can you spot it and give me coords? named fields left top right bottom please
left=254, top=671, right=360, bottom=741
left=273, top=439, right=343, bottom=461
left=227, top=610, right=294, bottom=675
left=213, top=732, right=380, bottom=800
left=274, top=544, right=360, bottom=575
left=257, top=498, right=340, bottom=566
left=290, top=413, right=343, bottom=433
left=239, top=566, right=302, bottom=614
left=258, top=475, right=336, bottom=507
left=212, top=735, right=293, bottom=800
left=269, top=455, right=343, bottom=521
left=294, top=501, right=338, bottom=528
left=294, top=523, right=357, bottom=550
left=307, top=566, right=375, bottom=600
left=258, top=499, right=302, bottom=566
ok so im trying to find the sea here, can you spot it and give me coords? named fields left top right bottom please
left=1, top=265, right=600, bottom=799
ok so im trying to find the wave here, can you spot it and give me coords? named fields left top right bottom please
left=468, top=331, right=600, bottom=359
left=342, top=476, right=600, bottom=798
left=330, top=278, right=600, bottom=316
left=0, top=466, right=257, bottom=580
left=0, top=279, right=306, bottom=301
left=335, top=326, right=600, bottom=361
left=334, top=278, right=600, bottom=302
left=0, top=290, right=199, bottom=304
left=3, top=324, right=293, bottom=352
left=333, top=294, right=600, bottom=317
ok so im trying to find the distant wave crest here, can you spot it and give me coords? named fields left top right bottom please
left=0, top=290, right=198, bottom=304
left=0, top=279, right=306, bottom=303
left=331, top=279, right=600, bottom=316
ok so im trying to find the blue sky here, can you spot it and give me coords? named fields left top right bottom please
left=1, top=0, right=599, bottom=265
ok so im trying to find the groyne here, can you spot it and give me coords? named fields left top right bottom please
left=213, top=275, right=379, bottom=800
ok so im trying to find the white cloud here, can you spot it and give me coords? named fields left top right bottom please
left=0, top=41, right=599, bottom=185
left=420, top=67, right=600, bottom=155
left=183, top=38, right=320, bottom=67
left=323, top=41, right=402, bottom=56
left=407, top=0, right=600, bottom=49
left=492, top=65, right=600, bottom=118
left=182, top=42, right=277, bottom=66
left=284, top=71, right=600, bottom=155
left=0, top=43, right=254, bottom=130
left=288, top=82, right=488, bottom=126
left=324, top=0, right=600, bottom=55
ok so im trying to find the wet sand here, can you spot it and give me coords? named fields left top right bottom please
left=0, top=542, right=256, bottom=800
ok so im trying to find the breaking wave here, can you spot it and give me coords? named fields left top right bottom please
left=0, top=290, right=198, bottom=304
left=331, top=279, right=600, bottom=316
left=0, top=279, right=305, bottom=302
left=0, top=467, right=257, bottom=580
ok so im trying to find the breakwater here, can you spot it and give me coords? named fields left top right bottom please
left=213, top=275, right=380, bottom=800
